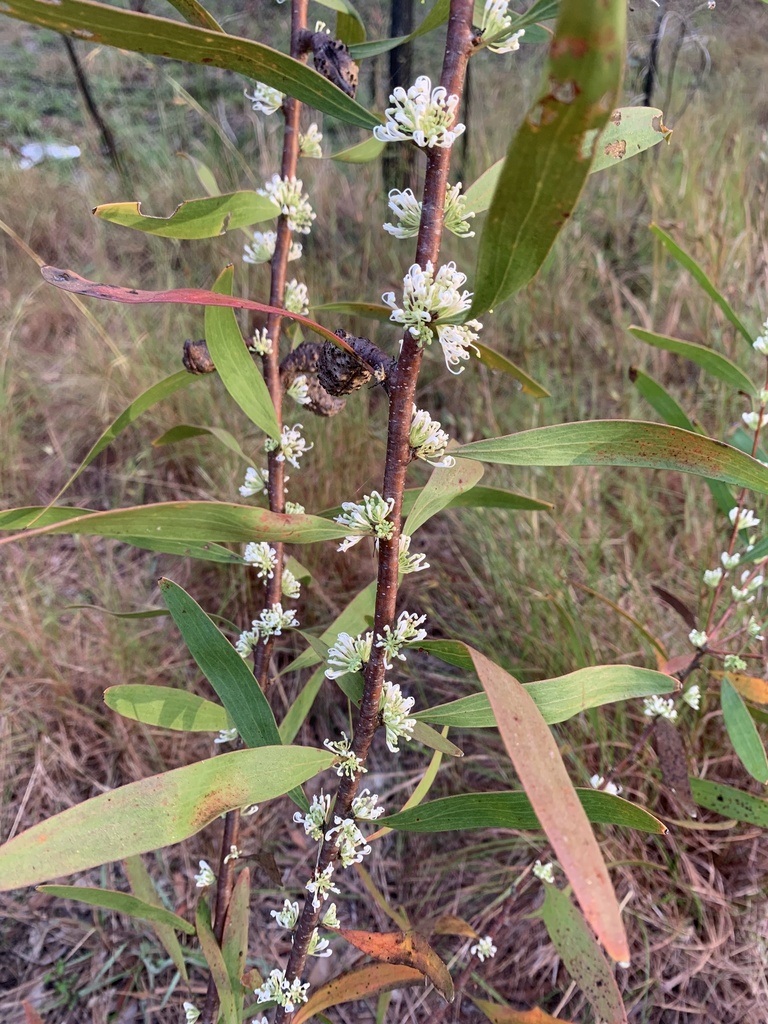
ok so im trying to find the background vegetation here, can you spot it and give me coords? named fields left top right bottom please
left=2, top=1, right=768, bottom=1020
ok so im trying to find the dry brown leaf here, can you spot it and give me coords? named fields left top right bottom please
left=338, top=927, right=454, bottom=1001
left=292, top=962, right=425, bottom=1024
left=474, top=998, right=577, bottom=1024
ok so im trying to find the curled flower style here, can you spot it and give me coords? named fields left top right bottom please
left=480, top=0, right=526, bottom=53
left=254, top=969, right=309, bottom=1013
left=396, top=533, right=430, bottom=574
left=214, top=727, right=239, bottom=745
left=239, top=465, right=270, bottom=497
left=436, top=321, right=482, bottom=374
left=325, top=631, right=373, bottom=678
left=409, top=405, right=455, bottom=467
left=293, top=791, right=331, bottom=842
left=194, top=860, right=216, bottom=888
left=287, top=374, right=311, bottom=406
left=243, top=230, right=302, bottom=265
left=374, top=75, right=465, bottom=149
left=281, top=568, right=301, bottom=599
left=299, top=123, right=323, bottom=158
left=265, top=423, right=313, bottom=468
left=383, top=182, right=475, bottom=240
left=533, top=859, right=555, bottom=883
left=283, top=279, right=310, bottom=315
left=352, top=789, right=385, bottom=820
left=683, top=684, right=702, bottom=710
left=183, top=1003, right=201, bottom=1024
left=306, top=863, right=340, bottom=909
left=244, top=82, right=283, bottom=115
left=243, top=541, right=277, bottom=579
left=589, top=774, right=622, bottom=796
left=335, top=491, right=396, bottom=551
left=321, top=903, right=340, bottom=928
left=379, top=681, right=416, bottom=752
left=258, top=174, right=316, bottom=234
left=271, top=899, right=300, bottom=929
left=376, top=610, right=428, bottom=662
left=236, top=603, right=299, bottom=656
left=729, top=507, right=760, bottom=531
left=325, top=815, right=372, bottom=867
left=250, top=329, right=273, bottom=356
left=308, top=928, right=333, bottom=957
left=324, top=732, right=367, bottom=778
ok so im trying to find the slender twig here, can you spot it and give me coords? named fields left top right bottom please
left=273, top=3, right=476, bottom=1016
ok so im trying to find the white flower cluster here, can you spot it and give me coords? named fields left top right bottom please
left=352, top=788, right=385, bottom=820
left=287, top=374, right=311, bottom=406
left=753, top=318, right=768, bottom=355
left=254, top=969, right=309, bottom=1013
left=589, top=774, right=622, bottom=796
left=383, top=182, right=475, bottom=240
left=379, top=681, right=416, bottom=752
left=293, top=791, right=331, bottom=841
left=214, top=726, right=239, bottom=745
left=239, top=465, right=271, bottom=498
left=236, top=603, right=299, bottom=656
left=532, top=859, right=555, bottom=883
left=376, top=610, right=428, bottom=662
left=325, top=631, right=373, bottom=678
left=183, top=1002, right=201, bottom=1024
left=470, top=935, right=497, bottom=962
left=243, top=541, right=277, bottom=579
left=306, top=863, right=340, bottom=909
left=258, top=174, right=316, bottom=234
left=194, top=860, right=216, bottom=888
left=688, top=629, right=708, bottom=649
left=730, top=506, right=760, bottom=531
left=286, top=501, right=305, bottom=515
left=271, top=898, right=299, bottom=929
left=335, top=491, right=395, bottom=552
left=382, top=260, right=482, bottom=373
left=265, top=423, right=313, bottom=468
left=642, top=695, right=678, bottom=721
left=245, top=82, right=283, bottom=115
left=742, top=410, right=762, bottom=432
left=409, top=405, right=455, bottom=467
left=325, top=815, right=372, bottom=867
left=374, top=75, right=465, bottom=149
left=243, top=230, right=302, bottom=265
left=396, top=534, right=430, bottom=574
left=282, top=568, right=301, bottom=599
left=480, top=0, right=526, bottom=53
left=250, top=329, right=274, bottom=356
left=284, top=279, right=310, bottom=315
left=324, top=732, right=367, bottom=778
left=299, top=123, right=323, bottom=158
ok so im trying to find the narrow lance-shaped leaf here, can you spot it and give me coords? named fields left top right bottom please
left=196, top=898, right=237, bottom=1024
left=349, top=0, right=449, bottom=59
left=152, top=424, right=250, bottom=462
left=628, top=326, right=756, bottom=394
left=469, top=647, right=629, bottom=962
left=721, top=675, right=768, bottom=784
left=690, top=777, right=768, bottom=827
left=221, top=867, right=251, bottom=1017
left=405, top=457, right=483, bottom=536
left=455, top=420, right=768, bottom=494
left=2, top=0, right=379, bottom=129
left=205, top=265, right=280, bottom=439
left=0, top=746, right=333, bottom=890
left=124, top=854, right=189, bottom=981
left=37, top=885, right=196, bottom=934
left=473, top=997, right=577, bottom=1024
left=94, top=192, right=276, bottom=239
left=336, top=929, right=453, bottom=1003
left=292, top=963, right=425, bottom=1024
left=474, top=342, right=551, bottom=398
left=538, top=883, right=628, bottom=1024
left=104, top=684, right=230, bottom=733
left=469, top=0, right=626, bottom=316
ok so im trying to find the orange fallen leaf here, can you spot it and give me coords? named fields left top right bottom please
left=338, top=927, right=454, bottom=1002
left=292, top=962, right=425, bottom=1024
left=713, top=671, right=768, bottom=705
left=474, top=997, right=577, bottom=1024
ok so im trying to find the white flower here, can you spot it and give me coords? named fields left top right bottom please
left=470, top=935, right=497, bottom=962
left=480, top=0, right=525, bottom=53
left=325, top=815, right=372, bottom=867
left=375, top=610, right=428, bottom=663
left=271, top=899, right=300, bottom=929
left=324, top=732, right=367, bottom=778
left=743, top=411, right=761, bottom=431
left=729, top=507, right=761, bottom=531
left=281, top=568, right=301, bottom=599
left=243, top=230, right=302, bottom=265
left=249, top=329, right=273, bottom=356
left=239, top=466, right=270, bottom=497
left=258, top=174, right=316, bottom=234
left=373, top=75, right=465, bottom=149
left=352, top=789, right=385, bottom=820
left=382, top=260, right=474, bottom=347
left=688, top=629, right=708, bottom=649
left=436, top=321, right=482, bottom=374
left=321, top=903, right=340, bottom=928
left=242, top=803, right=260, bottom=815
left=194, top=860, right=216, bottom=888
left=396, top=533, right=430, bottom=574
left=265, top=423, right=313, bottom=469
left=245, top=82, right=283, bottom=115
left=682, top=684, right=702, bottom=710
left=325, top=631, right=373, bottom=678
left=183, top=1002, right=201, bottom=1023
left=379, top=681, right=416, bottom=753
left=721, top=551, right=741, bottom=570
left=589, top=774, right=622, bottom=796
left=409, top=405, right=455, bottom=467
left=293, top=792, right=331, bottom=842
left=287, top=374, right=311, bottom=406
left=285, top=501, right=305, bottom=515
left=214, top=726, right=239, bottom=744
left=753, top=319, right=768, bottom=355
left=532, top=860, right=555, bottom=883
left=383, top=182, right=475, bottom=240
left=244, top=541, right=278, bottom=579
left=643, top=695, right=678, bottom=721
left=283, top=279, right=310, bottom=315
left=236, top=603, right=300, bottom=655
left=748, top=616, right=765, bottom=640
left=223, top=845, right=241, bottom=864
left=308, top=928, right=332, bottom=957
left=724, top=654, right=746, bottom=672
left=299, top=123, right=323, bottom=158
left=703, top=567, right=723, bottom=587
left=254, top=969, right=309, bottom=1013
left=306, top=863, right=340, bottom=910
left=335, top=491, right=395, bottom=551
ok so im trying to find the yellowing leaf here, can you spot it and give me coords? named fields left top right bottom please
left=338, top=928, right=454, bottom=1002
left=292, top=962, right=425, bottom=1024
left=474, top=998, right=577, bottom=1024
left=714, top=671, right=768, bottom=705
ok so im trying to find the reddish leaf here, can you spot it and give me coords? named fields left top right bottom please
left=338, top=927, right=454, bottom=1002
left=22, top=1005, right=46, bottom=1024
left=468, top=647, right=629, bottom=963
left=474, top=999, right=577, bottom=1024
left=292, top=962, right=425, bottom=1024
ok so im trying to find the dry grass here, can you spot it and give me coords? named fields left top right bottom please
left=2, top=2, right=768, bottom=1022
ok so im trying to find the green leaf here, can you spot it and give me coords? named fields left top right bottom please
left=405, top=457, right=484, bottom=536
left=414, top=664, right=678, bottom=727
left=383, top=790, right=667, bottom=835
left=469, top=0, right=626, bottom=316
left=164, top=0, right=222, bottom=31
left=152, top=424, right=250, bottom=461
left=0, top=745, right=333, bottom=890
left=475, top=343, right=551, bottom=398
left=311, top=300, right=392, bottom=322
left=104, top=684, right=230, bottom=733
left=0, top=502, right=350, bottom=547
left=124, top=854, right=188, bottom=980
left=628, top=369, right=734, bottom=517
left=279, top=666, right=326, bottom=744
left=350, top=0, right=449, bottom=59
left=469, top=647, right=629, bottom=962
left=205, top=266, right=280, bottom=439
left=409, top=721, right=463, bottom=758
left=539, top=884, right=628, bottom=1024
left=37, top=884, right=195, bottom=934
left=465, top=106, right=669, bottom=216
left=454, top=420, right=768, bottom=493
left=177, top=152, right=221, bottom=196
left=690, top=777, right=768, bottom=827
left=315, top=0, right=365, bottom=42
left=94, top=193, right=276, bottom=238
left=322, top=486, right=552, bottom=522
left=650, top=224, right=753, bottom=345
left=196, top=898, right=237, bottom=1024
left=221, top=867, right=250, bottom=1016
left=628, top=327, right=756, bottom=394
left=160, top=579, right=280, bottom=749
left=3, top=0, right=379, bottom=129
left=721, top=675, right=768, bottom=784
left=330, top=137, right=386, bottom=163
left=283, top=579, right=376, bottom=674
